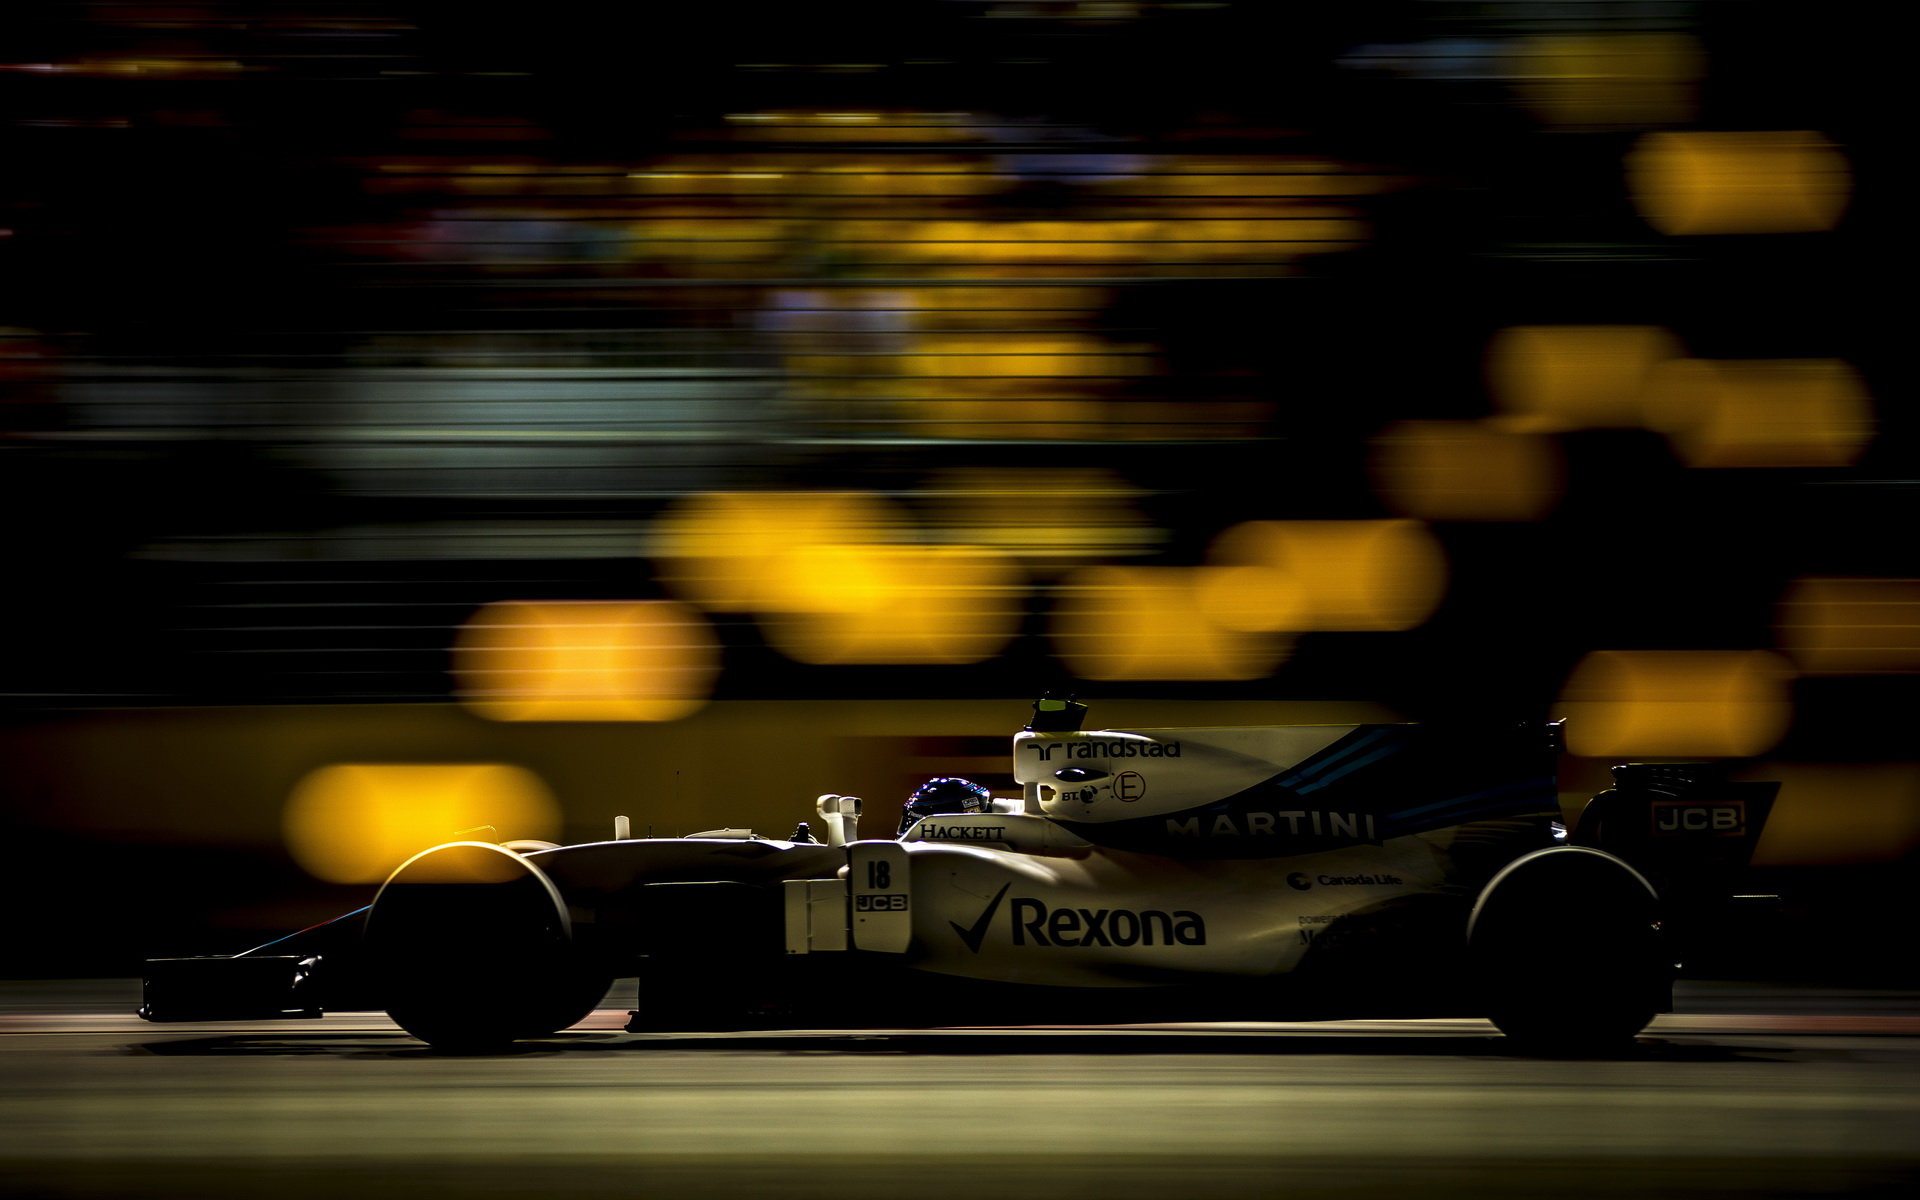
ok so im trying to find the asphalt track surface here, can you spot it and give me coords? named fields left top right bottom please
left=4, top=981, right=1918, bottom=1200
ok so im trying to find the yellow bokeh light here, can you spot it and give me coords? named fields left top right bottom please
left=899, top=286, right=1108, bottom=330
left=652, top=491, right=902, bottom=612
left=383, top=841, right=540, bottom=885
left=1509, top=33, right=1703, bottom=127
left=923, top=467, right=1156, bottom=562
left=1557, top=650, right=1793, bottom=758
left=1487, top=325, right=1683, bottom=430
left=284, top=763, right=560, bottom=884
left=1124, top=157, right=1367, bottom=199
left=454, top=600, right=719, bottom=722
left=1053, top=566, right=1287, bottom=681
left=718, top=110, right=973, bottom=143
left=913, top=397, right=1105, bottom=440
left=1627, top=130, right=1850, bottom=235
left=810, top=159, right=996, bottom=197
left=1205, top=519, right=1446, bottom=632
left=1644, top=358, right=1874, bottom=468
left=906, top=333, right=1153, bottom=388
left=833, top=214, right=1363, bottom=272
left=625, top=217, right=791, bottom=264
left=764, top=544, right=1022, bottom=666
left=649, top=489, right=1024, bottom=664
left=1369, top=420, right=1564, bottom=521
left=1748, top=764, right=1920, bottom=866
left=888, top=332, right=1155, bottom=437
left=1193, top=565, right=1309, bottom=634
left=1776, top=578, right=1920, bottom=675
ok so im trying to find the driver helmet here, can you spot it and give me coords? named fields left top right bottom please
left=899, top=776, right=994, bottom=835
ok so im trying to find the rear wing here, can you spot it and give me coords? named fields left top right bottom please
left=1570, top=762, right=1779, bottom=920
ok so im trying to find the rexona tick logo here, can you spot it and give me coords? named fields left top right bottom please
left=949, top=883, right=1010, bottom=953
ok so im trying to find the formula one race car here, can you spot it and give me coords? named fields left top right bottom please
left=141, top=698, right=1777, bottom=1049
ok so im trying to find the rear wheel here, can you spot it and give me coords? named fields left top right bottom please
left=1470, top=847, right=1670, bottom=1050
left=367, top=843, right=609, bottom=1050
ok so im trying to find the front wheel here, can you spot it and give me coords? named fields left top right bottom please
left=366, top=842, right=610, bottom=1050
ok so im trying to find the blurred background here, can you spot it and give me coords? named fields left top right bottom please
left=0, top=0, right=1910, bottom=982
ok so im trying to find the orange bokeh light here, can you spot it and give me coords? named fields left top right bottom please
left=454, top=600, right=719, bottom=722
left=764, top=544, right=1022, bottom=666
left=1054, top=566, right=1288, bottom=681
left=1557, top=650, right=1793, bottom=758
left=1645, top=358, right=1874, bottom=468
left=1627, top=130, right=1850, bottom=235
left=1487, top=325, right=1683, bottom=430
left=284, top=763, right=560, bottom=884
left=1205, top=519, right=1447, bottom=632
left=652, top=491, right=902, bottom=612
left=1370, top=420, right=1565, bottom=522
left=1509, top=33, right=1703, bottom=127
left=1776, top=578, right=1920, bottom=675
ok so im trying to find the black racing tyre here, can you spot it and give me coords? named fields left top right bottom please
left=366, top=842, right=610, bottom=1051
left=1469, top=847, right=1671, bottom=1050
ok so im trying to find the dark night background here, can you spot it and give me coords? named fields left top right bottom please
left=0, top=1, right=1912, bottom=981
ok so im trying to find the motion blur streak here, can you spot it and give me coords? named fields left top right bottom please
left=1749, top=763, right=1920, bottom=866
left=652, top=490, right=1022, bottom=665
left=1369, top=420, right=1564, bottom=522
left=282, top=763, right=559, bottom=884
left=1054, top=566, right=1286, bottom=682
left=652, top=492, right=901, bottom=612
left=764, top=545, right=1022, bottom=666
left=453, top=600, right=719, bottom=722
left=1645, top=359, right=1874, bottom=468
left=1557, top=650, right=1794, bottom=759
left=1627, top=131, right=1851, bottom=236
left=718, top=110, right=975, bottom=143
left=1776, top=578, right=1920, bottom=675
left=1487, top=326, right=1683, bottom=431
left=1205, top=520, right=1446, bottom=633
left=1194, top=565, right=1309, bottom=635
left=906, top=332, right=1152, bottom=439
left=1509, top=33, right=1704, bottom=128
left=923, top=468, right=1156, bottom=564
